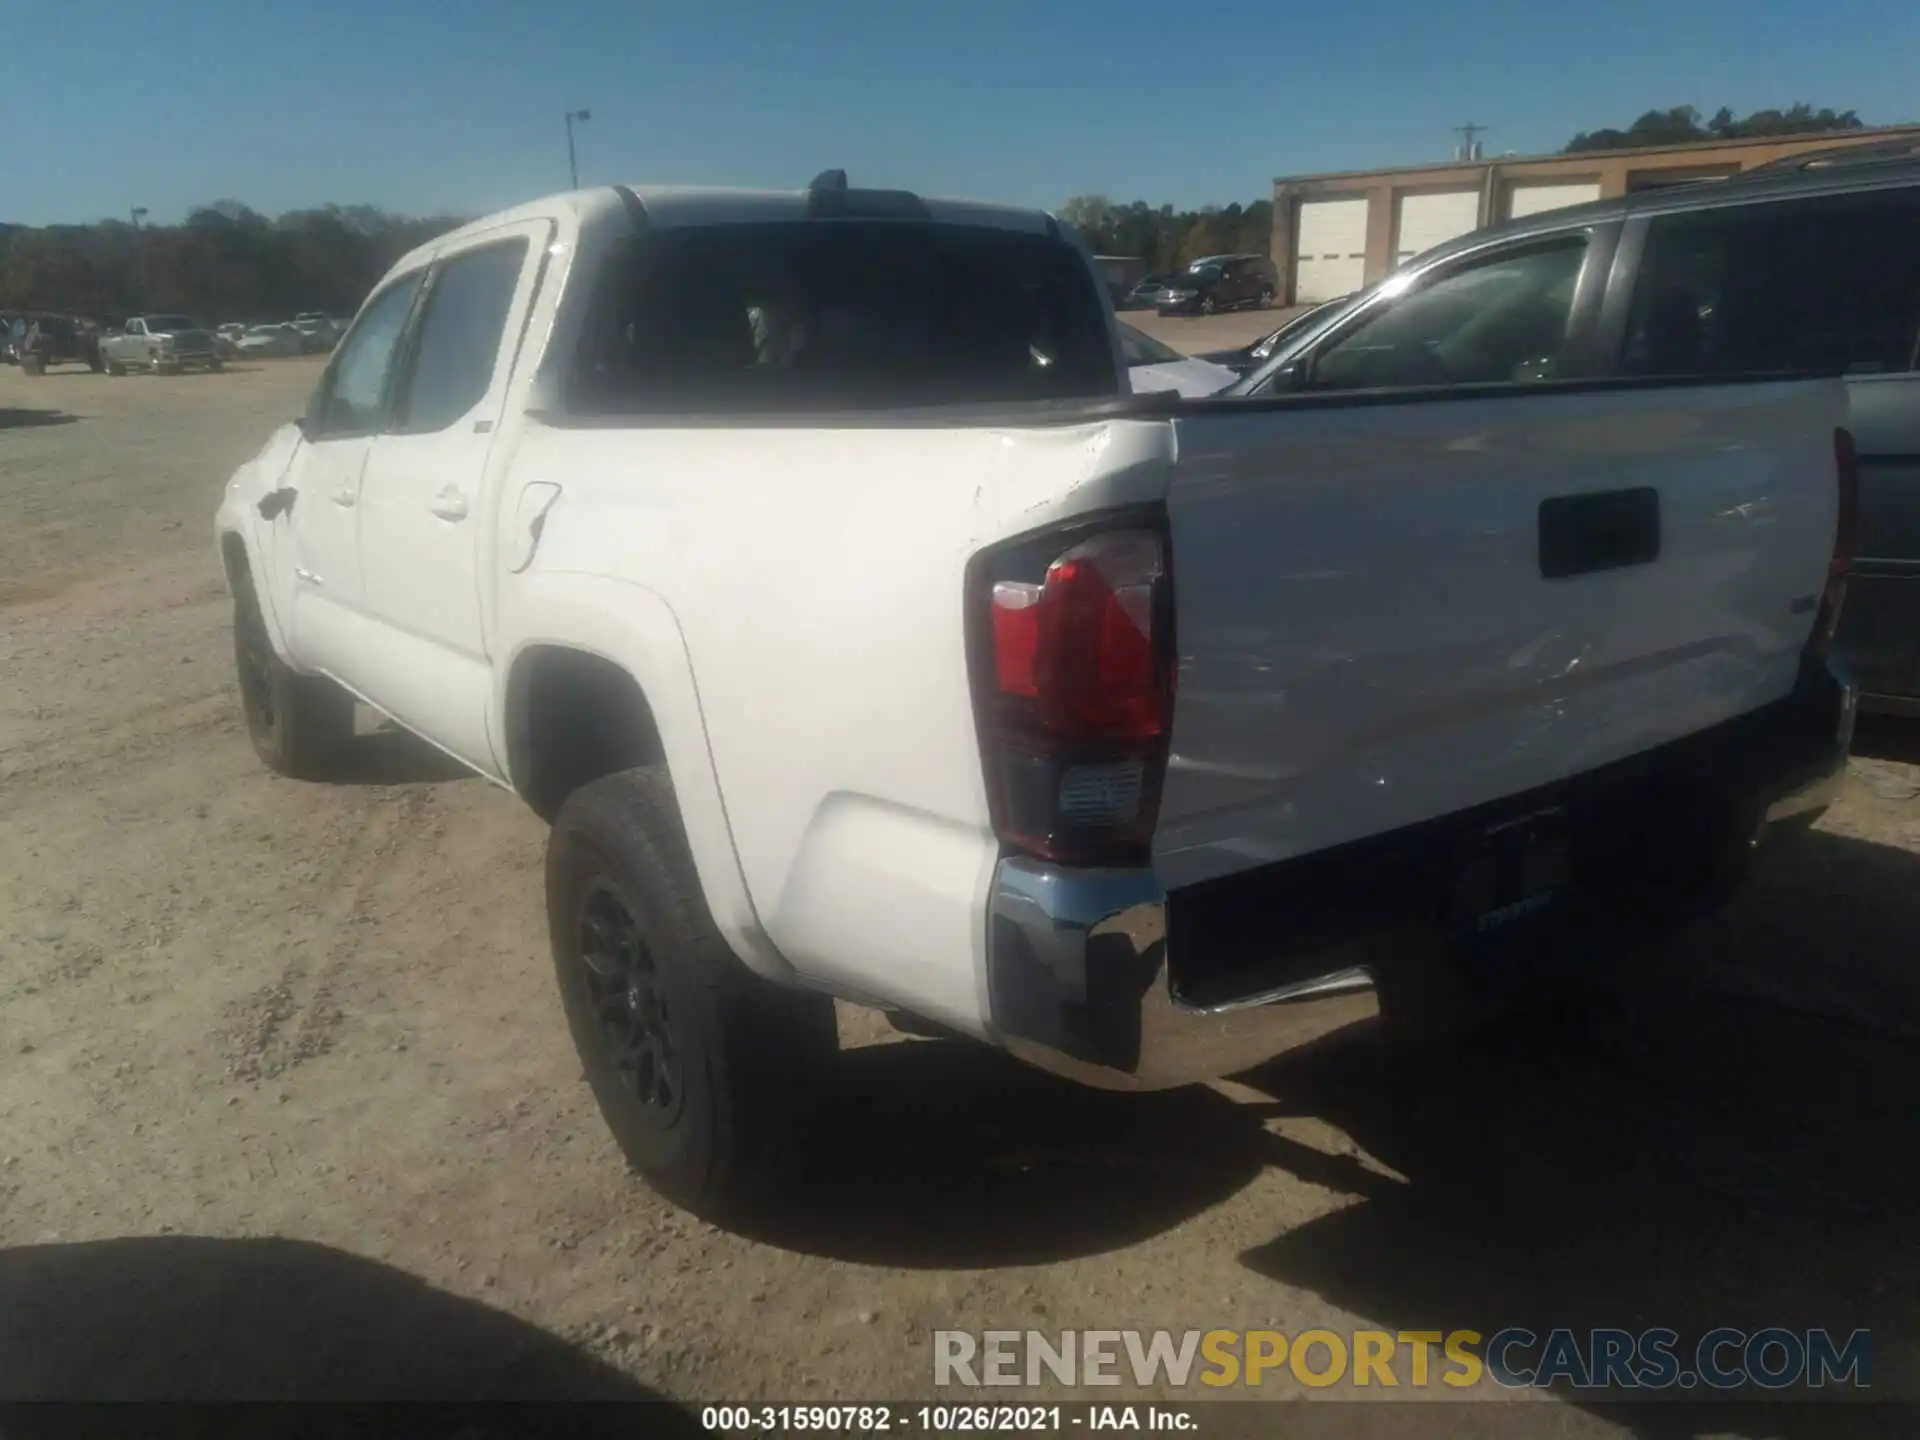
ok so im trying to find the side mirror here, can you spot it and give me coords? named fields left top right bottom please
left=1268, top=361, right=1307, bottom=393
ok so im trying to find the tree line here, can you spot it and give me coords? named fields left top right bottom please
left=4, top=103, right=1886, bottom=317
left=0, top=201, right=466, bottom=322
left=1055, top=197, right=1273, bottom=275
left=1565, top=103, right=1869, bottom=154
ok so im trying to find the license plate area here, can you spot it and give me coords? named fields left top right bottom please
left=1449, top=806, right=1573, bottom=937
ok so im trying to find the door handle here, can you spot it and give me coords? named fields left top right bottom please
left=428, top=489, right=470, bottom=521
left=332, top=486, right=356, bottom=507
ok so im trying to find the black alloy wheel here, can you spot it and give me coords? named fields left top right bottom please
left=577, top=880, right=683, bottom=1120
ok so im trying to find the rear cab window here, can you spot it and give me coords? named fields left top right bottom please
left=567, top=221, right=1119, bottom=415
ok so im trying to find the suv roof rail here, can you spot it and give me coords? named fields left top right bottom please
left=1741, top=136, right=1920, bottom=177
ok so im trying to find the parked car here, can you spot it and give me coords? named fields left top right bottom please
left=0, top=312, right=22, bottom=364
left=1196, top=293, right=1356, bottom=374
left=1116, top=273, right=1176, bottom=311
left=1118, top=321, right=1237, bottom=396
left=8, top=313, right=104, bottom=375
left=236, top=324, right=306, bottom=358
left=213, top=322, right=249, bottom=359
left=1155, top=254, right=1278, bottom=316
left=1230, top=148, right=1920, bottom=716
left=292, top=313, right=339, bottom=353
left=98, top=315, right=223, bottom=375
left=216, top=173, right=1851, bottom=1221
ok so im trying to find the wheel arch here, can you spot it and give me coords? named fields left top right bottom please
left=215, top=518, right=297, bottom=665
left=495, top=574, right=792, bottom=983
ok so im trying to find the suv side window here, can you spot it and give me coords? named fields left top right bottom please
left=390, top=239, right=531, bottom=433
left=1624, top=193, right=1920, bottom=377
left=308, top=271, right=425, bottom=436
left=1303, top=239, right=1587, bottom=391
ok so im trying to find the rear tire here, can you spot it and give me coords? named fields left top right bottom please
left=1259, top=286, right=1275, bottom=308
left=232, top=576, right=354, bottom=779
left=21, top=355, right=44, bottom=376
left=547, top=767, right=838, bottom=1221
left=207, top=358, right=225, bottom=373
left=1199, top=295, right=1217, bottom=316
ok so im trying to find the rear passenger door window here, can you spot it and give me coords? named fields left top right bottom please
left=391, top=238, right=532, bottom=433
left=1303, top=239, right=1588, bottom=391
left=1623, top=193, right=1920, bottom=377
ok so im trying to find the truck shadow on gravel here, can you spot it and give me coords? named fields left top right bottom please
left=0, top=1235, right=700, bottom=1433
left=0, top=407, right=79, bottom=429
left=1231, top=825, right=1920, bottom=1435
left=740, top=827, right=1920, bottom=1294
left=749, top=1042, right=1269, bottom=1267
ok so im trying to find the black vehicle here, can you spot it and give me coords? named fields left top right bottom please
left=1230, top=145, right=1920, bottom=715
left=7, top=313, right=104, bottom=375
left=1117, top=272, right=1176, bottom=311
left=1196, top=293, right=1356, bottom=374
left=1154, top=254, right=1278, bottom=316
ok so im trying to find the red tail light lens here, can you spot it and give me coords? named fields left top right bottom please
left=1808, top=427, right=1858, bottom=663
left=969, top=518, right=1174, bottom=865
left=992, top=531, right=1168, bottom=740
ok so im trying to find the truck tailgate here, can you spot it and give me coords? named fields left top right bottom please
left=1155, top=379, right=1845, bottom=891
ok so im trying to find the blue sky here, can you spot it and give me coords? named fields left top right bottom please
left=5, top=0, right=1914, bottom=226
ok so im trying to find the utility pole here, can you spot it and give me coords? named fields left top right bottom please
left=130, top=206, right=150, bottom=309
left=1453, top=122, right=1489, bottom=161
left=565, top=109, right=592, bottom=189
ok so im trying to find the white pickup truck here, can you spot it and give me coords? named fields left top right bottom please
left=216, top=173, right=1858, bottom=1217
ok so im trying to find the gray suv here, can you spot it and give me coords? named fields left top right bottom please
left=1233, top=142, right=1920, bottom=716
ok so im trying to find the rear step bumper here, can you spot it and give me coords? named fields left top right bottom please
left=984, top=659, right=1857, bottom=1091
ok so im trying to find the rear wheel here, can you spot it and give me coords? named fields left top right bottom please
left=207, top=358, right=225, bottom=373
left=1259, top=285, right=1275, bottom=308
left=1199, top=295, right=1217, bottom=316
left=547, top=767, right=838, bottom=1221
left=21, top=354, right=44, bottom=376
left=232, top=576, right=354, bottom=779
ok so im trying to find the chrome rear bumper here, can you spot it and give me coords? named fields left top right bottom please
left=985, top=858, right=1381, bottom=1091
left=984, top=661, right=1856, bottom=1092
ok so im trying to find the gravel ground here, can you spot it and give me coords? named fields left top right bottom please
left=2, top=356, right=1917, bottom=1429
left=1121, top=306, right=1298, bottom=356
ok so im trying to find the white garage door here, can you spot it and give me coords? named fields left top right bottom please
left=1293, top=197, right=1370, bottom=303
left=1507, top=181, right=1601, bottom=220
left=1393, top=189, right=1480, bottom=265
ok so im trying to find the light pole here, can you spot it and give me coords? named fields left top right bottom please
left=130, top=206, right=150, bottom=309
left=565, top=109, right=592, bottom=189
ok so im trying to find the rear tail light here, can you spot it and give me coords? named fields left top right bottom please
left=1806, top=426, right=1859, bottom=664
left=967, top=513, right=1174, bottom=865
